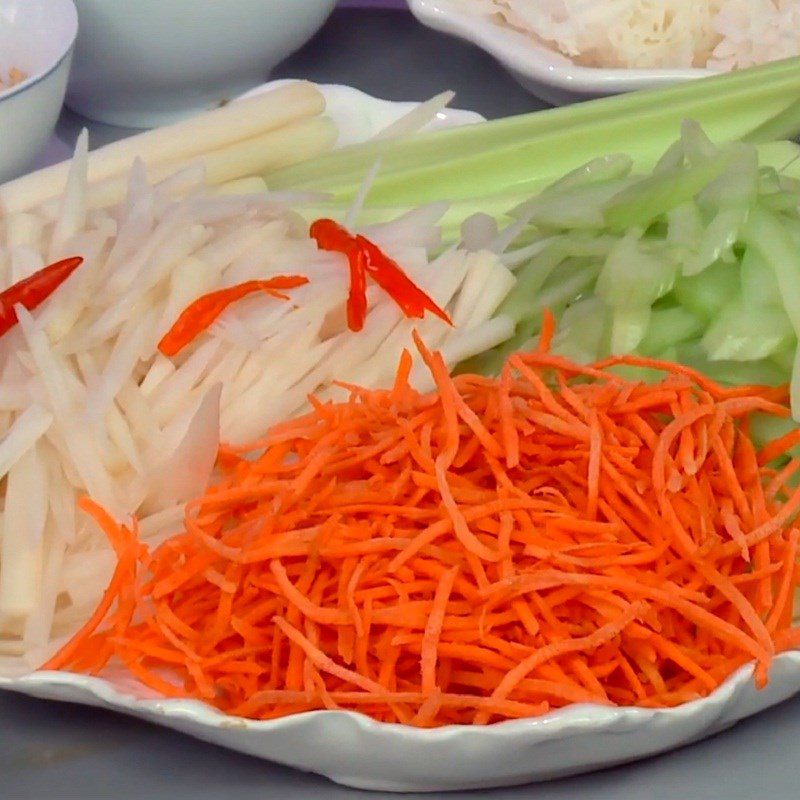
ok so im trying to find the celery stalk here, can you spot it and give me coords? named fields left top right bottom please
left=740, top=248, right=781, bottom=307
left=268, top=59, right=800, bottom=207
left=743, top=208, right=800, bottom=337
left=638, top=307, right=704, bottom=356
left=676, top=343, right=787, bottom=386
left=604, top=152, right=732, bottom=231
left=611, top=306, right=651, bottom=353
left=514, top=178, right=637, bottom=230
left=673, top=261, right=739, bottom=322
left=554, top=298, right=610, bottom=363
left=701, top=297, right=793, bottom=361
left=596, top=235, right=677, bottom=308
left=744, top=95, right=800, bottom=144
left=544, top=154, right=633, bottom=192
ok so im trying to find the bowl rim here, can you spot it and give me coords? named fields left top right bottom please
left=409, top=0, right=717, bottom=93
left=0, top=0, right=79, bottom=104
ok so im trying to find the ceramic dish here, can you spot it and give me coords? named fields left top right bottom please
left=65, top=0, right=338, bottom=128
left=2, top=81, right=800, bottom=794
left=408, top=0, right=713, bottom=105
left=4, top=653, right=800, bottom=792
left=0, top=0, right=78, bottom=182
left=239, top=79, right=486, bottom=146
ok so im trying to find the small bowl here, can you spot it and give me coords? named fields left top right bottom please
left=0, top=0, right=78, bottom=182
left=409, top=0, right=712, bottom=105
left=66, top=0, right=338, bottom=128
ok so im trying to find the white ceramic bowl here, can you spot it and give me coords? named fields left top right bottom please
left=0, top=0, right=78, bottom=182
left=66, top=0, right=338, bottom=128
left=409, top=0, right=712, bottom=105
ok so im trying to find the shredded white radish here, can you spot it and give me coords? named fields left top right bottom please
left=461, top=213, right=500, bottom=252
left=0, top=140, right=518, bottom=671
left=0, top=445, right=47, bottom=617
left=146, top=384, right=222, bottom=513
left=0, top=405, right=53, bottom=481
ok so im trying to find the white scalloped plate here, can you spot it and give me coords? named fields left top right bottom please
left=3, top=82, right=800, bottom=793
left=3, top=654, right=800, bottom=792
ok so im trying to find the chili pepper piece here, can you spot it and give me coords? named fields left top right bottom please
left=347, top=247, right=368, bottom=332
left=356, top=235, right=452, bottom=326
left=310, top=218, right=369, bottom=333
left=0, top=256, right=84, bottom=338
left=158, top=275, right=308, bottom=358
left=310, top=218, right=358, bottom=255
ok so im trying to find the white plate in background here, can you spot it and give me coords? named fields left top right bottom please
left=409, top=0, right=711, bottom=105
left=240, top=78, right=485, bottom=145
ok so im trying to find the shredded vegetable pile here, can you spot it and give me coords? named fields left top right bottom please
left=460, top=0, right=800, bottom=71
left=5, top=64, right=800, bottom=724
left=269, top=64, right=800, bottom=419
left=457, top=121, right=800, bottom=421
left=0, top=137, right=515, bottom=673
left=45, top=319, right=800, bottom=726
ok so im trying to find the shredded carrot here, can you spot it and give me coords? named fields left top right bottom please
left=43, top=319, right=800, bottom=727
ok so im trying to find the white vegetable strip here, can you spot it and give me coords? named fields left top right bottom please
left=150, top=339, right=222, bottom=425
left=345, top=159, right=383, bottom=228
left=16, top=307, right=119, bottom=514
left=5, top=212, right=45, bottom=253
left=451, top=252, right=503, bottom=328
left=147, top=384, right=221, bottom=512
left=58, top=550, right=115, bottom=598
left=0, top=81, right=328, bottom=212
left=463, top=258, right=516, bottom=329
left=0, top=445, right=47, bottom=616
left=84, top=309, right=159, bottom=425
left=460, top=213, right=499, bottom=252
left=371, top=91, right=456, bottom=141
left=81, top=117, right=339, bottom=211
left=46, top=456, right=77, bottom=546
left=0, top=385, right=32, bottom=411
left=23, top=529, right=66, bottom=652
left=49, top=129, right=88, bottom=259
left=439, top=315, right=516, bottom=367
left=10, top=246, right=43, bottom=285
left=106, top=401, right=145, bottom=476
left=0, top=405, right=53, bottom=481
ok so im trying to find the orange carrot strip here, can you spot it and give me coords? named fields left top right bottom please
left=42, top=500, right=139, bottom=672
left=273, top=616, right=387, bottom=695
left=475, top=602, right=645, bottom=724
left=421, top=566, right=458, bottom=694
